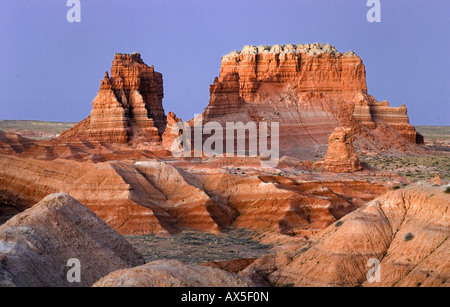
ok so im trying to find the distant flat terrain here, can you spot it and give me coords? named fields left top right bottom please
left=415, top=125, right=450, bottom=153
left=415, top=126, right=450, bottom=140
left=0, top=120, right=448, bottom=143
left=0, top=120, right=76, bottom=133
left=0, top=120, right=76, bottom=140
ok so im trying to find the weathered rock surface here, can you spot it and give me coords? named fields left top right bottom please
left=202, top=44, right=423, bottom=158
left=316, top=127, right=362, bottom=173
left=93, top=260, right=254, bottom=287
left=58, top=53, right=166, bottom=145
left=195, top=171, right=388, bottom=236
left=0, top=193, right=145, bottom=287
left=243, top=184, right=450, bottom=287
left=134, top=161, right=236, bottom=233
left=434, top=173, right=442, bottom=185
left=161, top=111, right=183, bottom=151
left=0, top=155, right=185, bottom=235
left=4, top=48, right=424, bottom=162
left=0, top=131, right=36, bottom=155
left=202, top=258, right=257, bottom=274
left=0, top=154, right=388, bottom=236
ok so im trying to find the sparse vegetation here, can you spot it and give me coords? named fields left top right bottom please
left=404, top=233, right=414, bottom=242
left=335, top=221, right=343, bottom=227
left=360, top=126, right=450, bottom=183
left=361, top=155, right=450, bottom=181
left=444, top=187, right=450, bottom=194
left=126, top=228, right=273, bottom=265
left=299, top=246, right=310, bottom=254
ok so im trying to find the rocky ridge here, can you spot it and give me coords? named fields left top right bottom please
left=0, top=193, right=145, bottom=287
left=203, top=43, right=423, bottom=158
left=0, top=154, right=388, bottom=236
left=242, top=184, right=450, bottom=287
left=58, top=52, right=166, bottom=145
left=93, top=260, right=254, bottom=287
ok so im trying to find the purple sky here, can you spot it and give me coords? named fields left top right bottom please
left=0, top=0, right=449, bottom=125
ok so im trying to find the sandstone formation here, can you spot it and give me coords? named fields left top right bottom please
left=93, top=260, right=254, bottom=287
left=59, top=52, right=166, bottom=144
left=202, top=43, right=423, bottom=158
left=0, top=193, right=145, bottom=287
left=202, top=258, right=257, bottom=274
left=205, top=44, right=366, bottom=117
left=6, top=47, right=424, bottom=162
left=317, top=127, right=363, bottom=173
left=134, top=161, right=236, bottom=233
left=434, top=173, right=442, bottom=185
left=353, top=101, right=419, bottom=143
left=16, top=54, right=178, bottom=162
left=0, top=130, right=36, bottom=155
left=0, top=154, right=177, bottom=234
left=161, top=111, right=183, bottom=150
left=0, top=154, right=388, bottom=236
left=242, top=184, right=450, bottom=287
left=172, top=164, right=390, bottom=236
left=0, top=47, right=444, bottom=288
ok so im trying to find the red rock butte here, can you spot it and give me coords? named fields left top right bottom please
left=27, top=47, right=425, bottom=161
left=60, top=52, right=166, bottom=144
left=317, top=127, right=363, bottom=173
left=203, top=43, right=423, bottom=158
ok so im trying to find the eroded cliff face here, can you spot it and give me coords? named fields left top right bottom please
left=0, top=50, right=430, bottom=239
left=9, top=48, right=423, bottom=162
left=243, top=184, right=450, bottom=287
left=60, top=53, right=166, bottom=144
left=203, top=43, right=422, bottom=158
left=205, top=44, right=366, bottom=117
left=0, top=131, right=36, bottom=155
left=0, top=154, right=388, bottom=236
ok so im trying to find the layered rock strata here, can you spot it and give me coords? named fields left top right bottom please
left=317, top=127, right=363, bottom=173
left=202, top=43, right=423, bottom=158
left=0, top=193, right=145, bottom=287
left=59, top=53, right=166, bottom=144
left=0, top=154, right=388, bottom=236
left=93, top=260, right=254, bottom=287
left=243, top=184, right=450, bottom=287
left=0, top=131, right=36, bottom=155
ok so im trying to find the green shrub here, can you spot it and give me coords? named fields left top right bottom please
left=299, top=246, right=310, bottom=254
left=404, top=233, right=414, bottom=242
left=444, top=187, right=450, bottom=194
